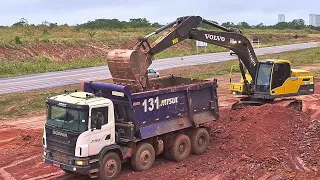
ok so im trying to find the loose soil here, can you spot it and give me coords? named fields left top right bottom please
left=0, top=44, right=111, bottom=62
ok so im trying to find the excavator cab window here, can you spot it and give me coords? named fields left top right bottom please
left=255, top=63, right=272, bottom=93
left=271, top=63, right=291, bottom=90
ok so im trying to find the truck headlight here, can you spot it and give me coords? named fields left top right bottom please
left=75, top=160, right=89, bottom=166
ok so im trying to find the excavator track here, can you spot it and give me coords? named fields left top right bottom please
left=231, top=98, right=303, bottom=111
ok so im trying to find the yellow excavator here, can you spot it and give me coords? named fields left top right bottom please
left=107, top=15, right=314, bottom=110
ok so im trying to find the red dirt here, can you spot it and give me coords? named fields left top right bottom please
left=0, top=44, right=111, bottom=61
left=0, top=40, right=192, bottom=62
left=1, top=104, right=319, bottom=179
left=117, top=105, right=319, bottom=180
left=0, top=126, right=62, bottom=180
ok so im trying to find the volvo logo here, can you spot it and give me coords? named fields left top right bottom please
left=53, top=130, right=68, bottom=137
left=204, top=34, right=225, bottom=42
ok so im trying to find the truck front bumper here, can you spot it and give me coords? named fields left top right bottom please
left=43, top=155, right=91, bottom=174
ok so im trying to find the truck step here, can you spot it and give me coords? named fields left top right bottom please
left=90, top=175, right=98, bottom=179
left=90, top=168, right=99, bottom=173
left=89, top=169, right=99, bottom=179
left=89, top=159, right=99, bottom=164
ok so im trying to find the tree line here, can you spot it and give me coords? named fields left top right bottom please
left=222, top=19, right=318, bottom=30
left=7, top=17, right=320, bottom=30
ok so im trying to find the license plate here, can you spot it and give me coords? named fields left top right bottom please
left=52, top=162, right=61, bottom=167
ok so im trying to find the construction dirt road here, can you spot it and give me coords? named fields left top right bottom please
left=0, top=78, right=320, bottom=180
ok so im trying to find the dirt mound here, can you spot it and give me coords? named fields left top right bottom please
left=0, top=44, right=111, bottom=61
left=116, top=105, right=319, bottom=180
left=207, top=105, right=319, bottom=179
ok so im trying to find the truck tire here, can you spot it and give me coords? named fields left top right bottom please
left=190, top=128, right=209, bottom=155
left=169, top=134, right=191, bottom=162
left=131, top=142, right=155, bottom=171
left=98, top=152, right=121, bottom=180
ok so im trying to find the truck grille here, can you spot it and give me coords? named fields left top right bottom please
left=52, top=151, right=69, bottom=164
left=45, top=126, right=80, bottom=156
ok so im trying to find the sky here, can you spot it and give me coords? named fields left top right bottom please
left=0, top=0, right=319, bottom=26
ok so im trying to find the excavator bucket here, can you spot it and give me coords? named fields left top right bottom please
left=107, top=49, right=152, bottom=92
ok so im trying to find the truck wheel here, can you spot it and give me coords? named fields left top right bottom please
left=98, top=152, right=121, bottom=180
left=191, top=128, right=209, bottom=155
left=169, top=134, right=191, bottom=162
left=131, top=142, right=155, bottom=171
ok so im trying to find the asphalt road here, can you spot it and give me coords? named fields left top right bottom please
left=0, top=42, right=319, bottom=95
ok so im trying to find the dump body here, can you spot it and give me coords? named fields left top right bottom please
left=84, top=75, right=219, bottom=140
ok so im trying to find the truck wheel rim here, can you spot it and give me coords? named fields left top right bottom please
left=178, top=141, right=187, bottom=155
left=198, top=135, right=206, bottom=147
left=140, top=150, right=151, bottom=166
left=104, top=159, right=117, bottom=177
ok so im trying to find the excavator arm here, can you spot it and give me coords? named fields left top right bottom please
left=107, top=15, right=259, bottom=92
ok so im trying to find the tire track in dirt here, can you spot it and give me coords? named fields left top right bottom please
left=0, top=155, right=39, bottom=180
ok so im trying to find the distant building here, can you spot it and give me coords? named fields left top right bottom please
left=278, top=14, right=285, bottom=23
left=309, top=14, right=320, bottom=27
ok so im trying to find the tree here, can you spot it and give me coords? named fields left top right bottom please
left=290, top=19, right=305, bottom=29
left=129, top=18, right=150, bottom=28
left=274, top=22, right=290, bottom=29
left=12, top=18, right=28, bottom=27
left=255, top=23, right=265, bottom=28
left=221, top=22, right=236, bottom=28
left=151, top=22, right=162, bottom=28
left=237, top=21, right=250, bottom=28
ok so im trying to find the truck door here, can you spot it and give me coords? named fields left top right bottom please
left=88, top=105, right=114, bottom=156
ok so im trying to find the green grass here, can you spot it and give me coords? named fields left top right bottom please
left=188, top=46, right=320, bottom=80
left=1, top=46, right=320, bottom=119
left=0, top=56, right=106, bottom=78
left=0, top=85, right=79, bottom=118
left=259, top=47, right=320, bottom=66
left=0, top=26, right=317, bottom=46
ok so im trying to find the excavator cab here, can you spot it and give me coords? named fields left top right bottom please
left=254, top=59, right=314, bottom=99
left=230, top=59, right=314, bottom=100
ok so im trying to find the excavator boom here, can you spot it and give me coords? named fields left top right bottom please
left=107, top=15, right=259, bottom=92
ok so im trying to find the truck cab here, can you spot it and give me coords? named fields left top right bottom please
left=43, top=91, right=116, bottom=177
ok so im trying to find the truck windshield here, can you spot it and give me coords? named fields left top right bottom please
left=256, top=63, right=272, bottom=93
left=46, top=105, right=88, bottom=132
